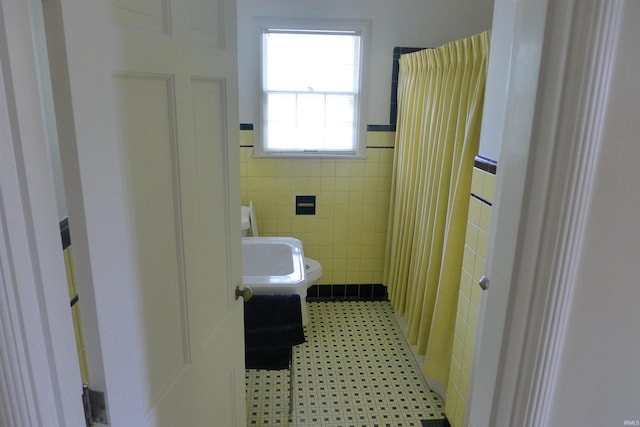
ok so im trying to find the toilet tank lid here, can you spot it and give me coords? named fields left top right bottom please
left=241, top=205, right=251, bottom=230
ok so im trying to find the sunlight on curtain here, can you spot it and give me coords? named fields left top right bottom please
left=383, top=31, right=490, bottom=390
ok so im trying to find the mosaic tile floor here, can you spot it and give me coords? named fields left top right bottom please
left=246, top=300, right=445, bottom=426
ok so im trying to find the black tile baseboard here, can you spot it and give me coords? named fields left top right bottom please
left=306, top=284, right=388, bottom=301
left=367, top=124, right=394, bottom=132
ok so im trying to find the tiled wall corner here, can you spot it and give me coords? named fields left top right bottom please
left=239, top=128, right=254, bottom=146
left=366, top=131, right=396, bottom=148
left=240, top=130, right=395, bottom=286
left=63, top=247, right=90, bottom=384
left=445, top=163, right=495, bottom=427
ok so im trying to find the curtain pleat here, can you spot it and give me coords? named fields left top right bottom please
left=383, top=31, right=490, bottom=389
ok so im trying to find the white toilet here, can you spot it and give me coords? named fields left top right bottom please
left=303, top=257, right=323, bottom=288
left=241, top=201, right=323, bottom=288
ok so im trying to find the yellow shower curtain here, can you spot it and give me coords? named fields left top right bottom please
left=383, top=31, right=490, bottom=390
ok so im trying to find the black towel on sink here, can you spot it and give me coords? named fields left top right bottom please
left=244, top=294, right=305, bottom=370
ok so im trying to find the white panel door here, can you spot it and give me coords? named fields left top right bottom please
left=44, top=0, right=244, bottom=425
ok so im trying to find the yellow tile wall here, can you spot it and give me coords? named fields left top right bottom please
left=445, top=166, right=495, bottom=427
left=240, top=130, right=395, bottom=285
left=63, top=247, right=90, bottom=384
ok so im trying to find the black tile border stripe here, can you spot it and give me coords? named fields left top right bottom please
left=474, top=155, right=497, bottom=175
left=306, top=283, right=388, bottom=301
left=390, top=47, right=429, bottom=128
left=239, top=145, right=394, bottom=150
left=367, top=124, right=394, bottom=132
left=471, top=192, right=492, bottom=207
left=242, top=123, right=397, bottom=134
left=60, top=217, right=71, bottom=250
left=238, top=123, right=396, bottom=149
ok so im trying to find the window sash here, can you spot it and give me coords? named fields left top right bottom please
left=264, top=91, right=357, bottom=152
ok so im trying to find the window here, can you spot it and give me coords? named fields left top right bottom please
left=259, top=24, right=366, bottom=157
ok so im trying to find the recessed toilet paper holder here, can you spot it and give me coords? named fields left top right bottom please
left=296, top=195, right=316, bottom=215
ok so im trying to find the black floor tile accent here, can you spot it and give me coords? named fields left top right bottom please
left=422, top=417, right=451, bottom=427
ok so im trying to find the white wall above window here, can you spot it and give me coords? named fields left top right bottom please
left=256, top=20, right=370, bottom=158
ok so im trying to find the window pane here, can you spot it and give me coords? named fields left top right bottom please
left=297, top=124, right=324, bottom=150
left=267, top=122, right=296, bottom=150
left=297, top=94, right=325, bottom=126
left=326, top=95, right=354, bottom=125
left=266, top=63, right=297, bottom=91
left=325, top=125, right=354, bottom=150
left=265, top=32, right=359, bottom=92
left=322, top=65, right=355, bottom=92
left=325, top=35, right=356, bottom=65
left=267, top=93, right=296, bottom=122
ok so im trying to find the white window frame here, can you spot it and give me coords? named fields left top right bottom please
left=255, top=19, right=370, bottom=158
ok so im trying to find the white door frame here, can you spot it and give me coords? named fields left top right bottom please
left=0, top=1, right=84, bottom=425
left=468, top=0, right=624, bottom=426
